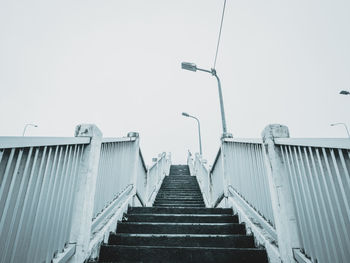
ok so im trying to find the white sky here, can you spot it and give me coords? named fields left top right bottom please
left=1, top=0, right=350, bottom=164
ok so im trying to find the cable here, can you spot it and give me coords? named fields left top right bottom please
left=213, top=0, right=227, bottom=70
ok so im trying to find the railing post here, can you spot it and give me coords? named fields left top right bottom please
left=261, top=124, right=300, bottom=263
left=68, top=124, right=102, bottom=263
left=220, top=140, right=229, bottom=207
left=127, top=132, right=140, bottom=205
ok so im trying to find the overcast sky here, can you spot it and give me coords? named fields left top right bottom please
left=1, top=0, right=350, bottom=164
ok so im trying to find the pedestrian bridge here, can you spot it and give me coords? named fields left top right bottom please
left=0, top=124, right=349, bottom=263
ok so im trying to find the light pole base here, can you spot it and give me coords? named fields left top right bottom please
left=221, top=132, right=233, bottom=139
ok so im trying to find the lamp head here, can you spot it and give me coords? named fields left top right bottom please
left=181, top=62, right=197, bottom=72
left=340, top=90, right=350, bottom=95
left=182, top=112, right=190, bottom=117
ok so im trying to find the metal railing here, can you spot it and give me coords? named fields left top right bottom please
left=147, top=152, right=170, bottom=205
left=210, top=148, right=225, bottom=206
left=136, top=149, right=148, bottom=204
left=0, top=128, right=171, bottom=263
left=0, top=137, right=89, bottom=263
left=93, top=137, right=137, bottom=220
left=205, top=129, right=350, bottom=263
left=223, top=139, right=275, bottom=227
left=276, top=138, right=350, bottom=263
left=191, top=153, right=210, bottom=206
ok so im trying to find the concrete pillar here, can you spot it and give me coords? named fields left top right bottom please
left=261, top=124, right=300, bottom=263
left=68, top=124, right=102, bottom=263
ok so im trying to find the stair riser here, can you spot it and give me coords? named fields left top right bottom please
left=154, top=200, right=204, bottom=203
left=154, top=204, right=205, bottom=208
left=108, top=235, right=254, bottom=248
left=124, top=215, right=238, bottom=223
left=128, top=207, right=233, bottom=214
left=117, top=224, right=245, bottom=235
left=154, top=201, right=204, bottom=202
left=99, top=246, right=268, bottom=263
left=156, top=196, right=202, bottom=198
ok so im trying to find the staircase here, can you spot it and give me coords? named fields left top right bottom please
left=97, top=165, right=268, bottom=262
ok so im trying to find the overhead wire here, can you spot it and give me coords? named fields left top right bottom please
left=213, top=0, right=227, bottom=70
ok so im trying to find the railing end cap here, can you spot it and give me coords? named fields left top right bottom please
left=75, top=124, right=102, bottom=138
left=262, top=124, right=289, bottom=142
left=127, top=132, right=139, bottom=138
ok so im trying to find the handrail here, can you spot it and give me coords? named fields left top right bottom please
left=91, top=184, right=134, bottom=231
left=275, top=138, right=350, bottom=149
left=101, top=137, right=136, bottom=143
left=213, top=193, right=225, bottom=208
left=0, top=136, right=90, bottom=148
left=135, top=191, right=145, bottom=207
left=223, top=138, right=263, bottom=144
left=210, top=147, right=221, bottom=173
left=139, top=149, right=147, bottom=173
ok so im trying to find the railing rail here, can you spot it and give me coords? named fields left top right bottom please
left=0, top=125, right=171, bottom=263
left=209, top=148, right=225, bottom=206
left=204, top=124, right=350, bottom=263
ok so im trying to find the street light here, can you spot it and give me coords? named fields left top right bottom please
left=181, top=62, right=232, bottom=138
left=22, top=123, right=38, bottom=136
left=340, top=90, right=350, bottom=95
left=330, top=123, right=350, bottom=138
left=182, top=112, right=203, bottom=156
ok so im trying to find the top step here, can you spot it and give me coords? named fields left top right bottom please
left=169, top=165, right=190, bottom=176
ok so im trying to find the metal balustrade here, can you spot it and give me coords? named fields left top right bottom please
left=136, top=150, right=148, bottom=204
left=203, top=133, right=350, bottom=263
left=93, top=138, right=137, bottom=220
left=147, top=152, right=170, bottom=205
left=223, top=139, right=275, bottom=227
left=192, top=153, right=210, bottom=206
left=0, top=137, right=89, bottom=263
left=277, top=138, right=350, bottom=263
left=0, top=131, right=171, bottom=263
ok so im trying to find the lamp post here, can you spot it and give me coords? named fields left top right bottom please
left=22, top=124, right=38, bottom=136
left=330, top=123, right=350, bottom=138
left=182, top=112, right=203, bottom=156
left=340, top=90, right=350, bottom=95
left=181, top=62, right=231, bottom=138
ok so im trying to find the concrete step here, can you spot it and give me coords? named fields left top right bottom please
left=116, top=222, right=246, bottom=234
left=153, top=204, right=205, bottom=208
left=154, top=199, right=204, bottom=203
left=108, top=234, right=254, bottom=248
left=124, top=214, right=238, bottom=223
left=155, top=198, right=204, bottom=202
left=155, top=194, right=203, bottom=197
left=128, top=207, right=233, bottom=215
left=99, top=245, right=268, bottom=263
left=154, top=204, right=206, bottom=207
left=159, top=191, right=200, bottom=193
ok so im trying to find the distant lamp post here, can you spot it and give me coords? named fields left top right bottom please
left=182, top=112, right=203, bottom=156
left=330, top=123, right=350, bottom=138
left=181, top=62, right=232, bottom=138
left=340, top=90, right=350, bottom=95
left=22, top=124, right=38, bottom=136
